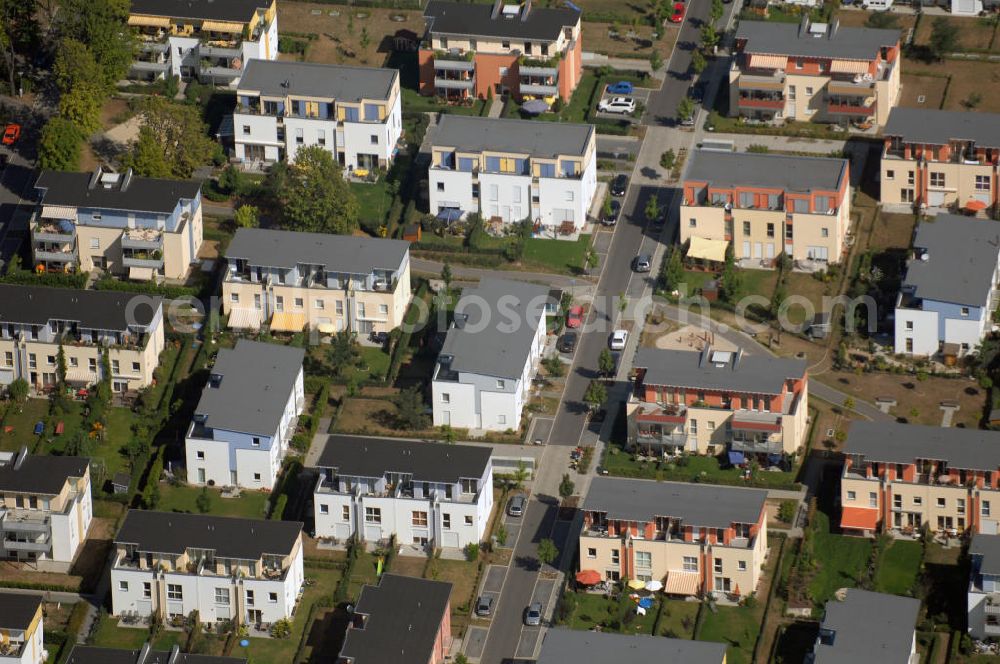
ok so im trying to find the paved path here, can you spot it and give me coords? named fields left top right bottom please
left=487, top=97, right=504, bottom=118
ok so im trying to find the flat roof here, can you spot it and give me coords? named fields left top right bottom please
left=115, top=510, right=302, bottom=559
left=194, top=339, right=304, bottom=437
left=634, top=346, right=806, bottom=395
left=971, top=534, right=1000, bottom=577
left=434, top=115, right=594, bottom=159
left=314, top=435, right=492, bottom=483
left=0, top=592, right=41, bottom=631
left=537, top=629, right=727, bottom=664
left=340, top=574, right=452, bottom=664
left=34, top=170, right=200, bottom=215
left=130, top=0, right=269, bottom=23
left=0, top=284, right=161, bottom=332
left=846, top=421, right=1000, bottom=470
left=582, top=477, right=766, bottom=529
left=66, top=645, right=247, bottom=664
left=0, top=451, right=88, bottom=495
left=884, top=107, right=1000, bottom=147
left=685, top=149, right=847, bottom=193
left=813, top=590, right=919, bottom=664
left=225, top=228, right=409, bottom=275
left=736, top=19, right=900, bottom=60
left=424, top=0, right=579, bottom=41
left=902, top=213, right=1000, bottom=307
left=238, top=60, right=397, bottom=103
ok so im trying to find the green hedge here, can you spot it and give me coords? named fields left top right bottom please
left=94, top=275, right=200, bottom=300
left=387, top=282, right=429, bottom=382
left=0, top=270, right=88, bottom=289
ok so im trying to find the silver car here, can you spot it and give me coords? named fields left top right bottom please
left=525, top=602, right=542, bottom=626
left=507, top=495, right=526, bottom=517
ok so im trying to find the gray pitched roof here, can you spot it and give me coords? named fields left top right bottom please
left=0, top=451, right=88, bottom=495
left=0, top=592, right=41, bottom=630
left=424, top=0, right=580, bottom=41
left=0, top=285, right=161, bottom=332
left=685, top=149, right=847, bottom=192
left=537, top=629, right=726, bottom=664
left=238, top=60, right=398, bottom=102
left=314, top=435, right=492, bottom=483
left=340, top=574, right=452, bottom=664
left=439, top=278, right=549, bottom=380
left=884, top=107, right=1000, bottom=147
left=736, top=20, right=900, bottom=59
left=845, top=421, right=1000, bottom=470
left=582, top=477, right=767, bottom=529
left=434, top=115, right=594, bottom=158
left=195, top=339, right=304, bottom=436
left=634, top=346, right=806, bottom=395
left=130, top=0, right=268, bottom=22
left=67, top=645, right=246, bottom=664
left=225, top=228, right=409, bottom=275
left=971, top=534, right=1000, bottom=577
left=902, top=213, right=1000, bottom=307
left=115, top=510, right=302, bottom=559
left=34, top=170, right=201, bottom=214
left=813, top=590, right=919, bottom=664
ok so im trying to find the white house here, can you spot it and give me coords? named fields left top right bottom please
left=185, top=340, right=305, bottom=490
left=0, top=593, right=44, bottom=664
left=233, top=60, right=402, bottom=172
left=312, top=435, right=494, bottom=551
left=428, top=115, right=597, bottom=235
left=110, top=510, right=305, bottom=628
left=969, top=534, right=1000, bottom=639
left=432, top=278, right=548, bottom=432
left=895, top=214, right=1000, bottom=358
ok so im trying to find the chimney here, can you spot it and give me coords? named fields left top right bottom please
left=798, top=15, right=809, bottom=38
left=521, top=0, right=532, bottom=21
left=491, top=0, right=503, bottom=19
left=734, top=347, right=744, bottom=370
left=13, top=446, right=28, bottom=470
left=698, top=344, right=711, bottom=368
left=88, top=166, right=103, bottom=190
left=829, top=19, right=839, bottom=38
left=121, top=167, right=134, bottom=192
left=135, top=642, right=152, bottom=664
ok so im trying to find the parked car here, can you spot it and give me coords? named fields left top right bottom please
left=680, top=115, right=696, bottom=127
left=476, top=595, right=494, bottom=617
left=558, top=331, right=578, bottom=354
left=606, top=81, right=634, bottom=95
left=602, top=199, right=621, bottom=226
left=690, top=82, right=705, bottom=104
left=525, top=602, right=542, bottom=626
left=598, top=96, right=636, bottom=115
left=1, top=124, right=21, bottom=146
left=609, top=329, right=628, bottom=351
left=632, top=254, right=652, bottom=272
left=610, top=173, right=629, bottom=197
left=507, top=494, right=526, bottom=517
left=566, top=305, right=584, bottom=328
left=670, top=2, right=685, bottom=22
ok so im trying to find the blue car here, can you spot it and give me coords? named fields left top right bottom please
left=606, top=81, right=633, bottom=95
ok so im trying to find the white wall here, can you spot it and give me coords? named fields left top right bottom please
left=432, top=380, right=477, bottom=429
left=478, top=173, right=533, bottom=223
left=235, top=446, right=280, bottom=489
left=186, top=437, right=233, bottom=487
left=944, top=316, right=989, bottom=353
left=429, top=169, right=475, bottom=216
left=894, top=305, right=940, bottom=356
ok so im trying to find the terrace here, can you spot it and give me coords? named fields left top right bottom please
left=315, top=474, right=480, bottom=504
left=582, top=513, right=756, bottom=549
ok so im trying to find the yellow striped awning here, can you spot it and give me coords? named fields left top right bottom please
left=229, top=308, right=264, bottom=330
left=749, top=54, right=787, bottom=70
left=128, top=15, right=171, bottom=27
left=830, top=59, right=869, bottom=75
left=201, top=20, right=245, bottom=33
left=665, top=571, right=700, bottom=596
left=269, top=312, right=306, bottom=333
left=687, top=236, right=729, bottom=263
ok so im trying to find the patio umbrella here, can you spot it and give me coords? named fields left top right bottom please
left=576, top=570, right=602, bottom=585
left=436, top=207, right=463, bottom=223
left=627, top=579, right=646, bottom=590
left=644, top=580, right=663, bottom=592
left=317, top=323, right=337, bottom=334
left=965, top=199, right=988, bottom=212
left=522, top=99, right=550, bottom=115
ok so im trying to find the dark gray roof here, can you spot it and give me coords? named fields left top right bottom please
left=0, top=592, right=41, bottom=630
left=884, top=108, right=1000, bottom=147
left=0, top=285, right=161, bottom=332
left=424, top=0, right=579, bottom=41
left=537, top=629, right=726, bottom=664
left=736, top=20, right=900, bottom=59
left=314, top=435, right=492, bottom=483
left=685, top=149, right=847, bottom=192
left=813, top=590, right=919, bottom=664
left=195, top=339, right=304, bottom=436
left=238, top=60, right=398, bottom=102
left=225, top=228, right=409, bottom=275
left=130, top=0, right=268, bottom=22
left=846, top=421, right=1000, bottom=470
left=67, top=645, right=246, bottom=664
left=582, top=477, right=767, bottom=529
left=34, top=171, right=200, bottom=214
left=902, top=213, right=1000, bottom=307
left=439, top=278, right=549, bottom=380
left=340, top=574, right=452, bottom=664
left=115, top=510, right=302, bottom=559
left=0, top=451, right=89, bottom=495
left=971, top=534, right=1000, bottom=577
left=634, top=346, right=806, bottom=394
left=435, top=115, right=594, bottom=158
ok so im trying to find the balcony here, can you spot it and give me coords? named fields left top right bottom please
left=730, top=438, right=783, bottom=455
left=32, top=220, right=76, bottom=243
left=130, top=60, right=169, bottom=74
left=520, top=82, right=559, bottom=96
left=827, top=101, right=875, bottom=116
left=634, top=430, right=688, bottom=449
left=827, top=78, right=875, bottom=97
left=200, top=65, right=241, bottom=81
left=434, top=77, right=474, bottom=91
left=520, top=65, right=558, bottom=77
left=738, top=94, right=784, bottom=110
left=434, top=59, right=474, bottom=72
left=3, top=537, right=51, bottom=552
left=139, top=41, right=169, bottom=54
left=985, top=622, right=1000, bottom=636
left=122, top=255, right=164, bottom=270
left=201, top=44, right=242, bottom=58
left=738, top=72, right=785, bottom=91
left=34, top=248, right=76, bottom=263
left=0, top=515, right=50, bottom=533
left=121, top=228, right=163, bottom=251
left=985, top=601, right=1000, bottom=616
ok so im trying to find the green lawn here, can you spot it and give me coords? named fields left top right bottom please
left=350, top=179, right=395, bottom=231
left=675, top=269, right=716, bottom=298
left=523, top=235, right=591, bottom=275
left=698, top=605, right=761, bottom=664
left=602, top=444, right=800, bottom=490
left=346, top=551, right=383, bottom=602
left=0, top=398, right=51, bottom=452
left=566, top=592, right=658, bottom=635
left=400, top=88, right=487, bottom=116
left=90, top=614, right=185, bottom=651
left=807, top=508, right=872, bottom=605
left=39, top=401, right=134, bottom=491
left=740, top=268, right=779, bottom=301
left=354, top=346, right=391, bottom=382
left=874, top=539, right=922, bottom=595
left=156, top=484, right=270, bottom=519
left=656, top=599, right=700, bottom=638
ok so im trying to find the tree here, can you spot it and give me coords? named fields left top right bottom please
left=495, top=524, right=508, bottom=546
left=125, top=128, right=171, bottom=178
left=57, top=343, right=67, bottom=388
left=770, top=280, right=787, bottom=318
left=327, top=330, right=360, bottom=377
left=441, top=262, right=453, bottom=292
left=53, top=38, right=105, bottom=96
left=677, top=96, right=695, bottom=122
left=583, top=380, right=607, bottom=410
left=57, top=0, right=134, bottom=88
left=64, top=431, right=93, bottom=457
left=700, top=24, right=719, bottom=51
left=649, top=49, right=663, bottom=72
left=962, top=92, right=983, bottom=109
left=7, top=378, right=28, bottom=403
left=660, top=149, right=676, bottom=171
left=843, top=397, right=856, bottom=412
left=719, top=244, right=745, bottom=303
left=394, top=386, right=429, bottom=429
left=691, top=49, right=707, bottom=75
left=280, top=146, right=360, bottom=234
left=710, top=0, right=724, bottom=21
left=0, top=0, right=40, bottom=96
left=778, top=500, right=797, bottom=523
left=511, top=461, right=529, bottom=489
left=38, top=117, right=83, bottom=171
left=360, top=26, right=371, bottom=50
left=537, top=538, right=559, bottom=566
left=125, top=97, right=215, bottom=179
left=929, top=17, right=959, bottom=60
left=598, top=348, right=616, bottom=377
left=559, top=473, right=575, bottom=498
left=233, top=205, right=259, bottom=229
left=542, top=354, right=565, bottom=377
left=218, top=164, right=250, bottom=196
left=660, top=245, right=685, bottom=293
left=195, top=487, right=212, bottom=514
left=644, top=194, right=661, bottom=224
left=601, top=196, right=613, bottom=219
left=59, top=86, right=102, bottom=135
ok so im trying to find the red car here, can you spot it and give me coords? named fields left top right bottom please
left=2, top=123, right=21, bottom=146
left=670, top=2, right=685, bottom=22
left=566, top=305, right=584, bottom=328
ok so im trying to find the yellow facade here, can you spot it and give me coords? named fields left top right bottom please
left=880, top=156, right=998, bottom=209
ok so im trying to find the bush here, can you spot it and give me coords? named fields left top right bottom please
left=778, top=500, right=797, bottom=523
left=270, top=618, right=292, bottom=639
left=464, top=542, right=480, bottom=562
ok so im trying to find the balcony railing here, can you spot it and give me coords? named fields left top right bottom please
left=131, top=61, right=169, bottom=74
left=738, top=96, right=784, bottom=109
left=33, top=228, right=76, bottom=243
left=139, top=41, right=169, bottom=54
left=828, top=102, right=875, bottom=116
left=123, top=256, right=164, bottom=270
left=121, top=230, right=163, bottom=250
left=201, top=44, right=242, bottom=58
left=520, top=65, right=558, bottom=77
left=0, top=513, right=51, bottom=533
left=738, top=72, right=785, bottom=91
left=985, top=602, right=1000, bottom=616
left=34, top=249, right=76, bottom=263
left=634, top=431, right=688, bottom=448
left=434, top=59, right=474, bottom=72
left=434, top=77, right=474, bottom=91
left=200, top=65, right=241, bottom=80
left=3, top=537, right=51, bottom=552
left=520, top=83, right=559, bottom=96
left=730, top=438, right=783, bottom=455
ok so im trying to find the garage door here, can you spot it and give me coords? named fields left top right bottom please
left=364, top=525, right=382, bottom=542
left=441, top=531, right=460, bottom=548
left=334, top=523, right=352, bottom=540
left=928, top=191, right=946, bottom=207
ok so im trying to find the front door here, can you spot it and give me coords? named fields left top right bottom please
left=247, top=609, right=262, bottom=625
left=742, top=241, right=751, bottom=259
left=753, top=242, right=762, bottom=259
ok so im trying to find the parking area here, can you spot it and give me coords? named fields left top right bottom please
left=594, top=86, right=652, bottom=123
left=500, top=508, right=524, bottom=548
left=514, top=577, right=559, bottom=660
left=464, top=626, right=489, bottom=660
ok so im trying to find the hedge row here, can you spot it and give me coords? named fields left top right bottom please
left=94, top=275, right=200, bottom=300
left=387, top=281, right=429, bottom=383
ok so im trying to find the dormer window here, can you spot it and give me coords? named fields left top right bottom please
left=209, top=374, right=222, bottom=388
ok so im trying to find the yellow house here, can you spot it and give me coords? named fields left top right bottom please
left=0, top=592, right=43, bottom=664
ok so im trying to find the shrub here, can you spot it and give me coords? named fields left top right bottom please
left=270, top=618, right=292, bottom=639
left=464, top=542, right=480, bottom=562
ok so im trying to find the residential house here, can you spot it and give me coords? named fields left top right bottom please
left=432, top=278, right=549, bottom=432
left=221, top=228, right=412, bottom=334
left=233, top=60, right=402, bottom=172
left=110, top=510, right=304, bottom=627
left=418, top=0, right=583, bottom=102
left=32, top=167, right=203, bottom=281
left=579, top=477, right=769, bottom=598
left=969, top=534, right=1000, bottom=639
left=811, top=589, right=919, bottom=664
left=429, top=115, right=597, bottom=233
left=680, top=150, right=851, bottom=265
left=66, top=644, right=246, bottom=664
left=312, top=436, right=493, bottom=550
left=0, top=285, right=165, bottom=393
left=628, top=346, right=809, bottom=459
left=536, top=629, right=727, bottom=664
left=730, top=18, right=901, bottom=127
left=0, top=593, right=43, bottom=664
left=841, top=421, right=1000, bottom=537
left=881, top=108, right=1000, bottom=215
left=337, top=574, right=452, bottom=664
left=185, top=339, right=304, bottom=490
left=0, top=449, right=92, bottom=566
left=894, top=214, right=1000, bottom=358
left=128, top=0, right=278, bottom=87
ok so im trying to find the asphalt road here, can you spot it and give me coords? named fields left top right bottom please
left=645, top=0, right=713, bottom=125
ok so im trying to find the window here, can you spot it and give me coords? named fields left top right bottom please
left=961, top=307, right=970, bottom=317
left=913, top=496, right=922, bottom=506
left=976, top=175, right=991, bottom=191
left=342, top=505, right=350, bottom=521
left=69, top=357, right=77, bottom=367
left=132, top=361, right=141, bottom=372
left=689, top=419, right=698, bottom=434
left=90, top=237, right=100, bottom=249
left=984, top=500, right=992, bottom=516
left=119, top=580, right=129, bottom=591
left=707, top=421, right=715, bottom=431
left=958, top=498, right=966, bottom=515
left=294, top=297, right=304, bottom=309
left=269, top=592, right=278, bottom=603
left=906, top=338, right=913, bottom=353
left=336, top=301, right=344, bottom=315
left=847, top=490, right=856, bottom=501
left=821, top=227, right=829, bottom=238
left=930, top=172, right=945, bottom=187
left=565, top=190, right=574, bottom=202
left=28, top=354, right=35, bottom=369
left=498, top=415, right=506, bottom=425
left=689, top=218, right=696, bottom=227
left=314, top=299, right=325, bottom=310
left=869, top=492, right=877, bottom=507
left=142, top=582, right=151, bottom=599
left=441, top=393, right=450, bottom=404
left=907, top=170, right=915, bottom=185
left=436, top=182, right=445, bottom=193
left=743, top=221, right=751, bottom=236
left=111, top=359, right=120, bottom=373
left=412, top=511, right=428, bottom=527
left=502, top=40, right=510, bottom=48
left=215, top=588, right=230, bottom=605
left=894, top=495, right=902, bottom=509
left=167, top=584, right=183, bottom=600
left=611, top=550, right=620, bottom=564
left=683, top=556, right=697, bottom=572
left=46, top=354, right=55, bottom=366
left=461, top=478, right=477, bottom=494
left=788, top=85, right=796, bottom=100
left=905, top=321, right=913, bottom=331
left=886, top=170, right=894, bottom=181
left=714, top=558, right=723, bottom=573
left=766, top=223, right=774, bottom=238
left=805, top=86, right=813, bottom=95
left=196, top=451, right=205, bottom=460
left=379, top=304, right=388, bottom=315
left=587, top=547, right=597, bottom=558
left=365, top=507, right=381, bottom=523
left=443, top=513, right=451, bottom=529
left=246, top=590, right=255, bottom=606
left=3, top=352, right=10, bottom=367
left=795, top=59, right=803, bottom=69
left=496, top=379, right=506, bottom=389
left=320, top=504, right=329, bottom=514
left=636, top=551, right=652, bottom=569
left=242, top=125, right=250, bottom=136
left=317, top=131, right=326, bottom=146
left=370, top=135, right=378, bottom=145
left=465, top=515, right=474, bottom=525
left=937, top=497, right=946, bottom=507
left=253, top=473, right=261, bottom=481
left=252, top=437, right=261, bottom=447
left=295, top=128, right=303, bottom=145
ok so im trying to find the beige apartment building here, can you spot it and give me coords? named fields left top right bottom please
left=730, top=19, right=901, bottom=128
left=681, top=150, right=851, bottom=266
left=579, top=478, right=769, bottom=598
left=881, top=108, right=1000, bottom=216
left=222, top=228, right=412, bottom=334
left=0, top=285, right=164, bottom=394
left=841, top=422, right=1000, bottom=538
